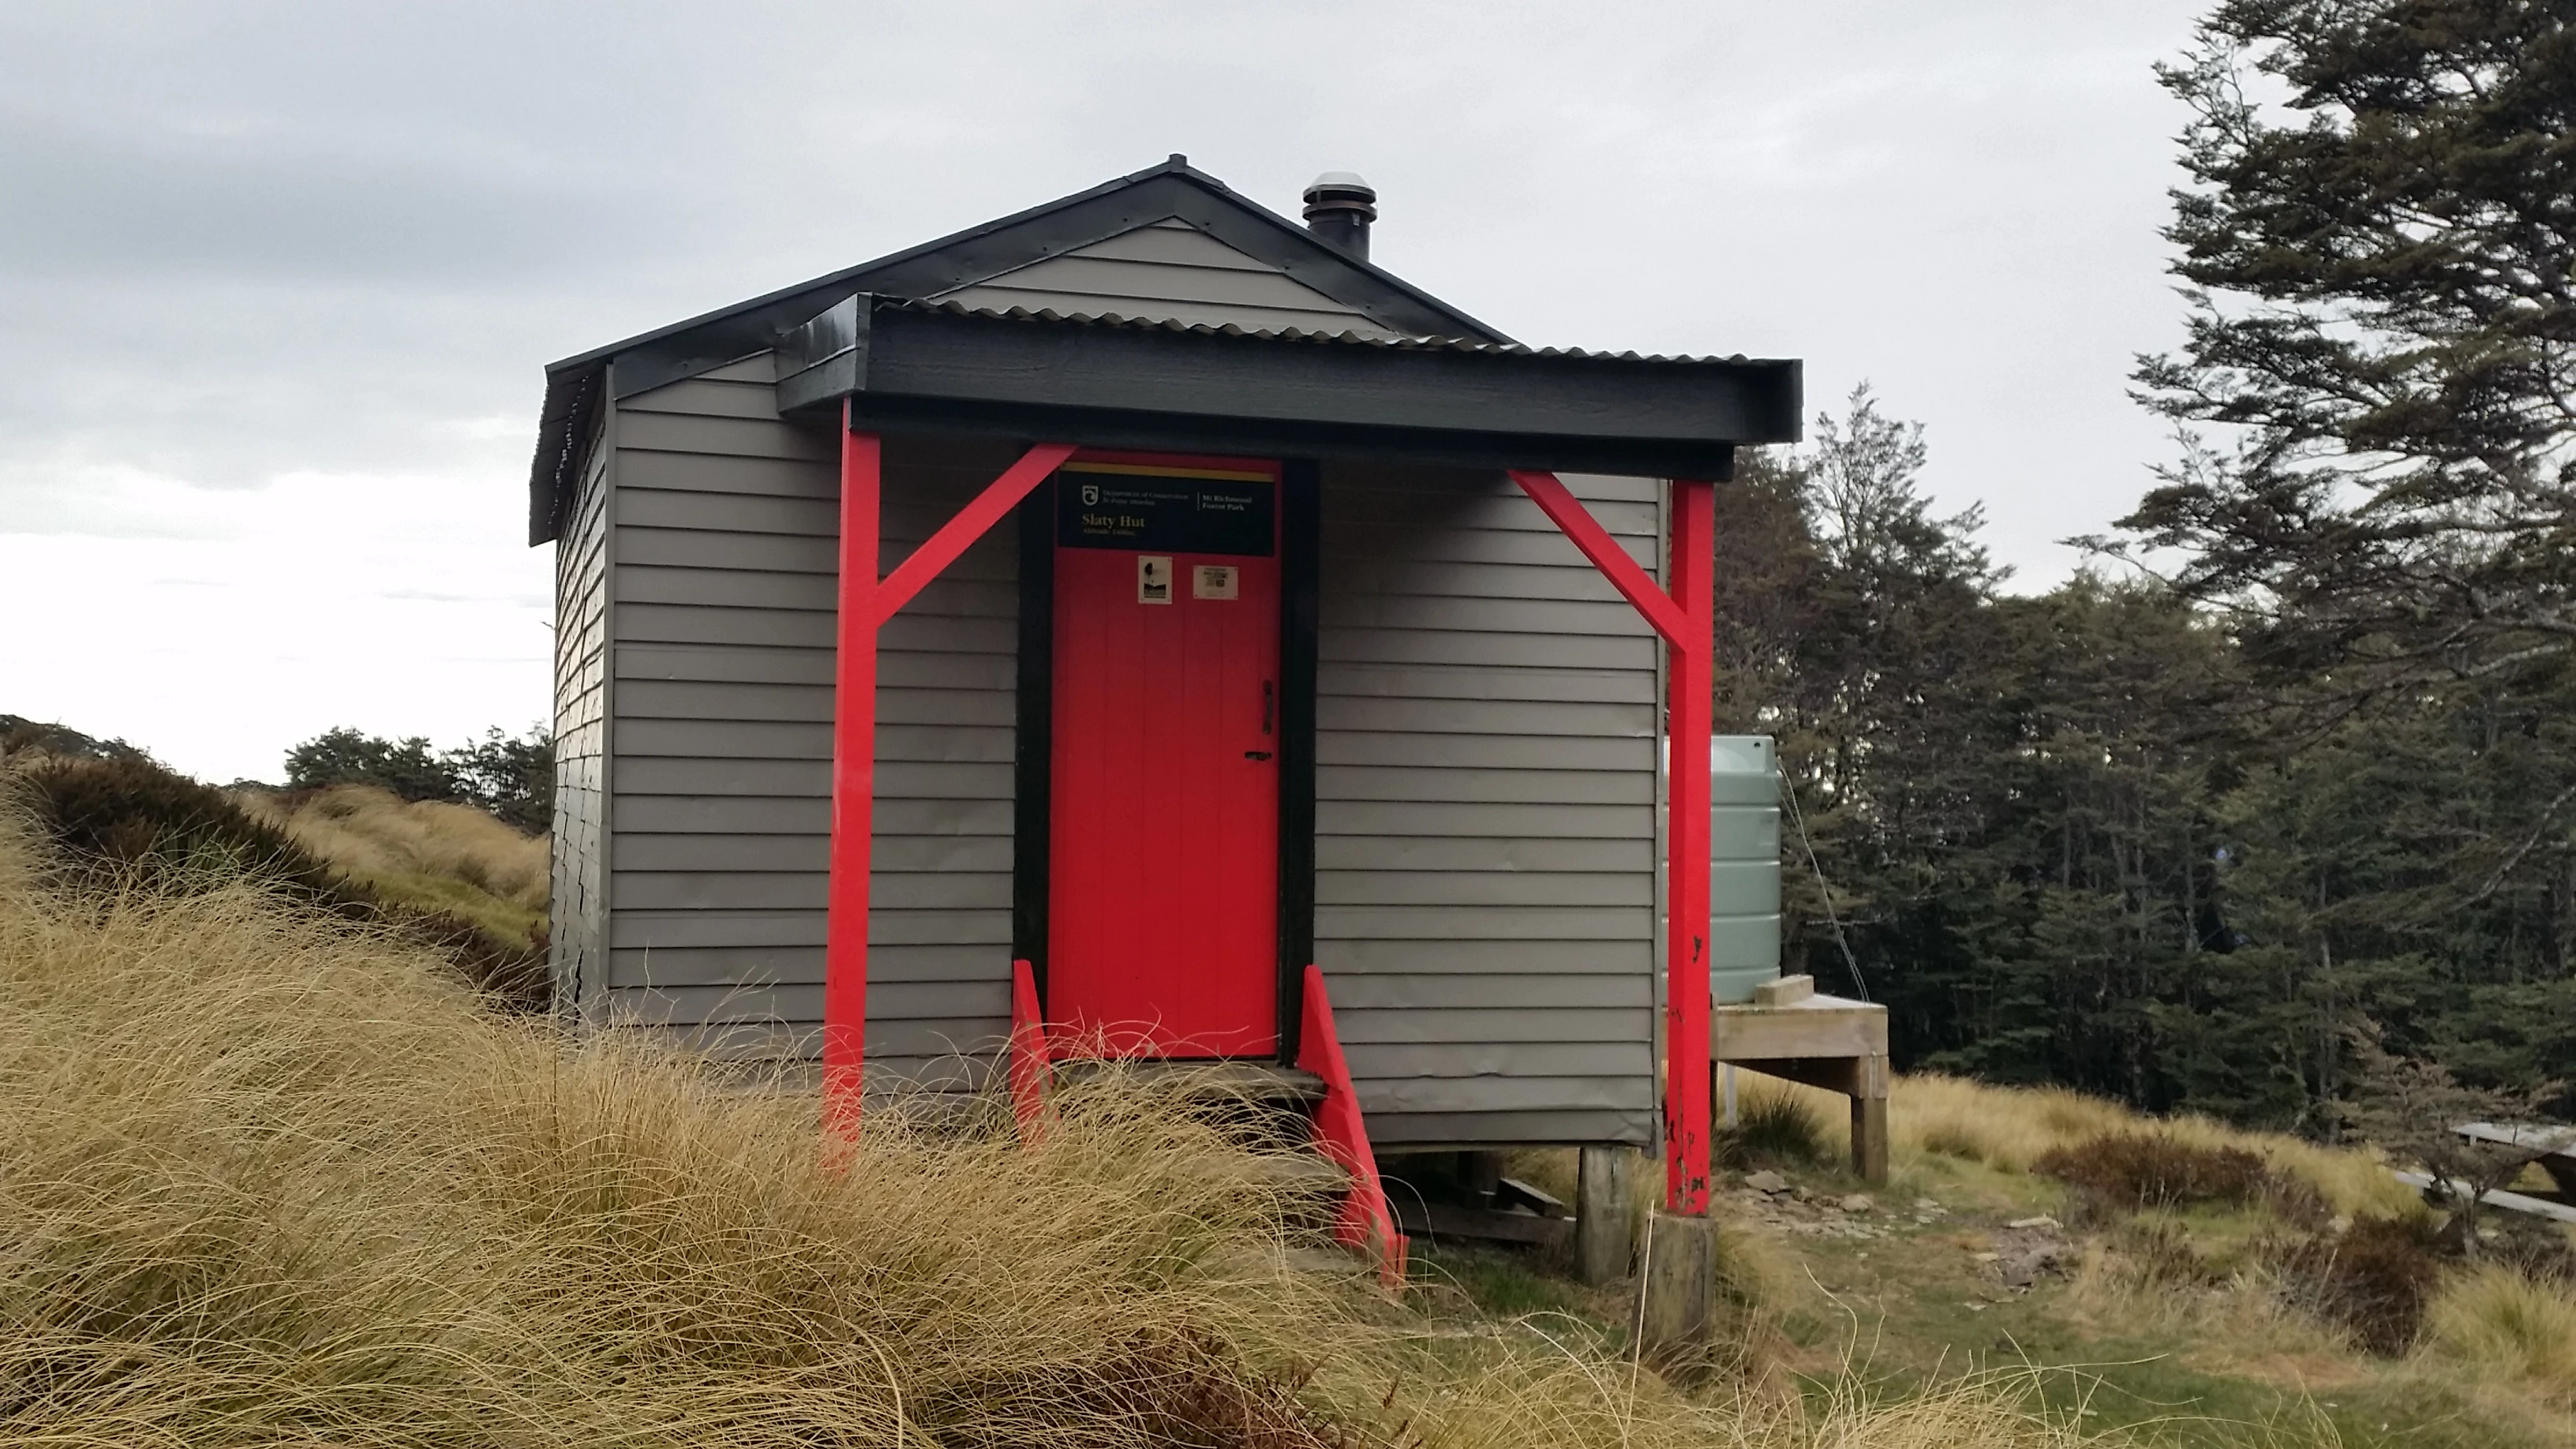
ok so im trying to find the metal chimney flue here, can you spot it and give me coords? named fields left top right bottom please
left=1302, top=171, right=1377, bottom=261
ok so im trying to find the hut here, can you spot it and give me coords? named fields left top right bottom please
left=525, top=155, right=1866, bottom=1300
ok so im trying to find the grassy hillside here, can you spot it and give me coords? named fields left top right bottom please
left=0, top=794, right=2160, bottom=1449
left=4, top=742, right=2571, bottom=1445
left=0, top=737, right=548, bottom=1010
left=232, top=781, right=549, bottom=957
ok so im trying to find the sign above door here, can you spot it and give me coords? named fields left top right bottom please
left=1057, top=459, right=1277, bottom=556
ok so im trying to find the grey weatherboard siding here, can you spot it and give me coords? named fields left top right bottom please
left=549, top=421, right=611, bottom=1015
left=601, top=352, right=1024, bottom=1088
left=1315, top=462, right=1660, bottom=1148
left=932, top=218, right=1403, bottom=339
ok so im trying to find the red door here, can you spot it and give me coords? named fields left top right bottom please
left=1049, top=455, right=1281, bottom=1058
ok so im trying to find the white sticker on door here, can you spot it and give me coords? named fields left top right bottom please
left=1136, top=555, right=1173, bottom=605
left=1192, top=564, right=1237, bottom=600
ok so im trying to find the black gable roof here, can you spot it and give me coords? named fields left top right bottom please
left=526, top=156, right=1511, bottom=543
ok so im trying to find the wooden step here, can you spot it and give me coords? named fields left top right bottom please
left=1243, top=1151, right=1350, bottom=1196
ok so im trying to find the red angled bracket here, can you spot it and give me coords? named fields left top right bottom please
left=1509, top=470, right=1717, bottom=1218
left=1009, top=958, right=1051, bottom=1140
left=1297, top=964, right=1408, bottom=1284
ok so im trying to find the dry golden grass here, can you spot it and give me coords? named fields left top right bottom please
left=234, top=783, right=548, bottom=949
left=2423, top=1264, right=2576, bottom=1407
left=1735, top=1071, right=2415, bottom=1219
left=0, top=804, right=2163, bottom=1449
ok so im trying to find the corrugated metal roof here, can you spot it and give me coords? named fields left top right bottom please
left=893, top=298, right=1766, bottom=367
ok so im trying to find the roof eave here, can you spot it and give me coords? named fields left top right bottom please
left=769, top=295, right=1799, bottom=478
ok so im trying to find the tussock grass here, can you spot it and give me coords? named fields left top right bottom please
left=2424, top=1264, right=2576, bottom=1406
left=1747, top=1072, right=2413, bottom=1219
left=1718, top=1081, right=1832, bottom=1170
left=0, top=806, right=2148, bottom=1448
left=234, top=782, right=547, bottom=949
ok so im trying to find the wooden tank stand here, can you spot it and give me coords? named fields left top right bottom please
left=1712, top=975, right=1890, bottom=1184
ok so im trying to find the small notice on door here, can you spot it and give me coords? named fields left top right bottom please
left=1193, top=564, right=1237, bottom=600
left=1136, top=555, right=1173, bottom=605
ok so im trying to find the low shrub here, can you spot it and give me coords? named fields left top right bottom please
left=2108, top=1217, right=2222, bottom=1290
left=2034, top=1132, right=2331, bottom=1226
left=2260, top=1215, right=2446, bottom=1355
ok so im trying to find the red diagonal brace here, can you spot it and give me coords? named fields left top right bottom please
left=1507, top=470, right=1688, bottom=646
left=874, top=443, right=1078, bottom=625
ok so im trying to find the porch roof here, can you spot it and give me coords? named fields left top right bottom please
left=776, top=294, right=1802, bottom=481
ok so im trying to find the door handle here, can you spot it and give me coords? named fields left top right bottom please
left=1262, top=680, right=1275, bottom=736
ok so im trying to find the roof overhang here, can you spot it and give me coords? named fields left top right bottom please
left=774, top=297, right=1800, bottom=480
left=525, top=157, right=1519, bottom=543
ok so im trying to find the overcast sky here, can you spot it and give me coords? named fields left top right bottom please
left=1, top=0, right=2207, bottom=783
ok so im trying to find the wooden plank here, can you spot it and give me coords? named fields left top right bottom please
left=1319, top=938, right=1650, bottom=975
left=948, top=251, right=1374, bottom=312
left=1065, top=224, right=1275, bottom=271
left=618, top=376, right=781, bottom=420
left=1321, top=626, right=1657, bottom=672
left=1317, top=730, right=1650, bottom=773
left=1316, top=871, right=1654, bottom=908
left=1712, top=994, right=1889, bottom=1061
left=2391, top=1171, right=2576, bottom=1224
left=1316, top=764, right=1655, bottom=805
left=2453, top=1121, right=2576, bottom=1159
left=1752, top=974, right=1814, bottom=1007
left=616, top=410, right=835, bottom=460
left=1318, top=800, right=1651, bottom=840
left=1316, top=835, right=1653, bottom=873
left=1332, top=1006, right=1650, bottom=1046
left=1316, top=904, right=1652, bottom=940
left=1391, top=1199, right=1574, bottom=1249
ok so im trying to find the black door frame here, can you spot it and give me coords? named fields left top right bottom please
left=1008, top=459, right=1321, bottom=1063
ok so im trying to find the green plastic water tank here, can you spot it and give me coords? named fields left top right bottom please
left=1709, top=736, right=1782, bottom=1005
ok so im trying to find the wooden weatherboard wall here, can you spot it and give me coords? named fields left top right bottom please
left=933, top=219, right=1404, bottom=338
left=595, top=354, right=1023, bottom=1085
left=1312, top=462, right=1661, bottom=1148
left=549, top=420, right=612, bottom=1017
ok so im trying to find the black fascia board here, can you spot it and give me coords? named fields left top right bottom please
left=838, top=395, right=1745, bottom=480
left=525, top=157, right=1514, bottom=541
left=777, top=300, right=1798, bottom=476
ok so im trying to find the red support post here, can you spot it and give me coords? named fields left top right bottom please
left=1663, top=478, right=1717, bottom=1215
left=822, top=413, right=881, bottom=1133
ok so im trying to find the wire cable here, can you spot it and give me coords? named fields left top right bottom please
left=1781, top=773, right=1870, bottom=1002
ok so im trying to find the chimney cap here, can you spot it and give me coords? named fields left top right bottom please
left=1304, top=170, right=1376, bottom=202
